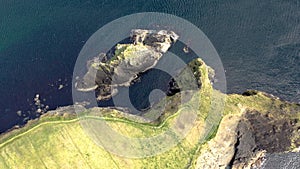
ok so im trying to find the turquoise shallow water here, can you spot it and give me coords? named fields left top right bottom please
left=0, top=0, right=299, bottom=132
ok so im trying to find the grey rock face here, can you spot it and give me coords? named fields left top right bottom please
left=110, top=46, right=161, bottom=86
left=131, top=29, right=179, bottom=53
left=260, top=152, right=300, bottom=169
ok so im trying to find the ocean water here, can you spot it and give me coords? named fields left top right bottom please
left=0, top=0, right=299, bottom=133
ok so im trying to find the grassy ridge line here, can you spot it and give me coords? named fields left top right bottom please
left=0, top=105, right=188, bottom=149
left=0, top=118, right=79, bottom=148
left=84, top=105, right=187, bottom=128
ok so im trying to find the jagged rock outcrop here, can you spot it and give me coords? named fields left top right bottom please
left=131, top=29, right=179, bottom=53
left=75, top=29, right=179, bottom=100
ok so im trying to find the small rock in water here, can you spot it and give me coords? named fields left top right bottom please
left=16, top=110, right=22, bottom=116
left=183, top=46, right=189, bottom=53
left=35, top=100, right=41, bottom=105
left=23, top=117, right=29, bottom=123
left=58, top=84, right=64, bottom=90
left=32, top=94, right=49, bottom=115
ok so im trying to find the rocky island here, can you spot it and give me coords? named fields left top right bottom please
left=75, top=29, right=180, bottom=100
left=0, top=30, right=299, bottom=169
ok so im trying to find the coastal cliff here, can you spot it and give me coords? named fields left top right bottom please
left=0, top=30, right=299, bottom=169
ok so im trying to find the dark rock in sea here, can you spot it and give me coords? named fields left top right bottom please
left=242, top=90, right=259, bottom=96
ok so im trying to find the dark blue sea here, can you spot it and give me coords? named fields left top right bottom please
left=0, top=0, right=299, bottom=133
